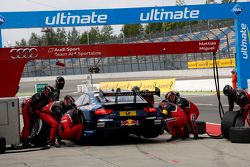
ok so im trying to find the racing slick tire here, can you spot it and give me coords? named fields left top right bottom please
left=229, top=127, right=250, bottom=143
left=0, top=137, right=6, bottom=154
left=195, top=121, right=206, bottom=134
left=221, top=111, right=242, bottom=139
left=29, top=118, right=50, bottom=146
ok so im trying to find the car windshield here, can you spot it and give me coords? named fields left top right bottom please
left=104, top=95, right=144, bottom=103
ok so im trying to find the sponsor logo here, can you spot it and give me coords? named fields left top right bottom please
left=0, top=15, right=6, bottom=26
left=140, top=7, right=200, bottom=22
left=10, top=48, right=38, bottom=59
left=45, top=12, right=108, bottom=26
left=232, top=4, right=244, bottom=16
left=240, top=23, right=249, bottom=60
left=121, top=119, right=139, bottom=126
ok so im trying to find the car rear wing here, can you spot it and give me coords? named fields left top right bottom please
left=99, top=87, right=160, bottom=103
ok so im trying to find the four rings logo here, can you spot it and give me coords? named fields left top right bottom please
left=10, top=48, right=38, bottom=59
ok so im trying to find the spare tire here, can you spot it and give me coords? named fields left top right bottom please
left=229, top=127, right=250, bottom=143
left=0, top=137, right=6, bottom=154
left=29, top=118, right=50, bottom=146
left=221, top=111, right=241, bottom=139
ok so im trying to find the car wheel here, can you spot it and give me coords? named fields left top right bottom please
left=221, top=111, right=242, bottom=139
left=0, top=137, right=6, bottom=154
left=229, top=127, right=250, bottom=143
left=29, top=118, right=50, bottom=146
left=78, top=111, right=86, bottom=124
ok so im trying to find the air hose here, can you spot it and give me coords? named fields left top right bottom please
left=206, top=52, right=224, bottom=138
left=212, top=52, right=225, bottom=120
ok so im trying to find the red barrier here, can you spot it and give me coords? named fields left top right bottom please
left=0, top=40, right=219, bottom=97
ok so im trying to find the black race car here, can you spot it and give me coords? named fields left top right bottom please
left=75, top=87, right=164, bottom=138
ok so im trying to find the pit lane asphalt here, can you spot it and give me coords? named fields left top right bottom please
left=4, top=78, right=248, bottom=167
left=1, top=133, right=250, bottom=167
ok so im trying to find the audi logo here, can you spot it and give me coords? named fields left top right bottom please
left=10, top=48, right=38, bottom=59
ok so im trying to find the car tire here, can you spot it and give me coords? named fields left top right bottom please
left=78, top=111, right=86, bottom=124
left=29, top=118, right=50, bottom=146
left=229, top=127, right=250, bottom=143
left=195, top=121, right=206, bottom=134
left=221, top=111, right=242, bottom=139
left=0, top=137, right=6, bottom=154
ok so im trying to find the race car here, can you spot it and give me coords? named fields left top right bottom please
left=75, top=87, right=164, bottom=139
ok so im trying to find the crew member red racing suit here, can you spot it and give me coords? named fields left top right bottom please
left=41, top=101, right=61, bottom=145
left=160, top=100, right=188, bottom=142
left=223, top=85, right=250, bottom=126
left=59, top=108, right=85, bottom=144
left=40, top=95, right=77, bottom=146
left=21, top=86, right=54, bottom=145
left=176, top=97, right=200, bottom=139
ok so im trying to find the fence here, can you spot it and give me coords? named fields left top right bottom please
left=22, top=19, right=235, bottom=77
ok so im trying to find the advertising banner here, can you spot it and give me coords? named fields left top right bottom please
left=99, top=78, right=175, bottom=94
left=235, top=3, right=250, bottom=88
left=0, top=40, right=219, bottom=61
left=0, top=3, right=240, bottom=29
left=188, top=58, right=235, bottom=69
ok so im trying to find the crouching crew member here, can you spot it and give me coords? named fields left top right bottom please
left=59, top=108, right=85, bottom=145
left=40, top=95, right=77, bottom=147
left=166, top=91, right=200, bottom=139
left=223, top=85, right=250, bottom=126
left=160, top=100, right=188, bottom=142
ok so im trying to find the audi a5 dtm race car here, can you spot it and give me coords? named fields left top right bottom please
left=75, top=87, right=164, bottom=139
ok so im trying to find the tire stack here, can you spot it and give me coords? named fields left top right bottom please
left=221, top=111, right=250, bottom=143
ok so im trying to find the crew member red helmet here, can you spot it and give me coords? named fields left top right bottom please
left=223, top=85, right=234, bottom=96
left=64, top=95, right=75, bottom=107
left=56, top=76, right=65, bottom=90
left=165, top=91, right=176, bottom=103
left=43, top=85, right=54, bottom=97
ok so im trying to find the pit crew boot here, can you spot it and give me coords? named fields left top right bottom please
left=166, top=136, right=179, bottom=142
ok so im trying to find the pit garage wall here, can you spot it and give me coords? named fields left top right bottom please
left=236, top=6, right=250, bottom=89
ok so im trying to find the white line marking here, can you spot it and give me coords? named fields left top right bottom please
left=206, top=122, right=221, bottom=125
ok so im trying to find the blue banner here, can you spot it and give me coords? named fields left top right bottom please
left=0, top=3, right=244, bottom=29
left=235, top=3, right=250, bottom=89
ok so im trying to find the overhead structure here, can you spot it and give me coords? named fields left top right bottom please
left=0, top=40, right=219, bottom=97
left=0, top=2, right=249, bottom=95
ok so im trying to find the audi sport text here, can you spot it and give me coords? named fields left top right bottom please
left=45, top=12, right=108, bottom=25
left=140, top=7, right=199, bottom=22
